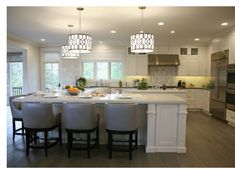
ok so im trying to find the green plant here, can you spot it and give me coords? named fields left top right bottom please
left=137, top=78, right=148, bottom=90
left=76, top=77, right=87, bottom=91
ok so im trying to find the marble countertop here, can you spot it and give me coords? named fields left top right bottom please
left=128, top=88, right=187, bottom=93
left=14, top=93, right=187, bottom=104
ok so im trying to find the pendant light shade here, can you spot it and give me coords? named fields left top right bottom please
left=68, top=7, right=92, bottom=54
left=130, top=6, right=154, bottom=53
left=61, top=25, right=79, bottom=59
left=68, top=33, right=92, bottom=53
left=61, top=45, right=79, bottom=59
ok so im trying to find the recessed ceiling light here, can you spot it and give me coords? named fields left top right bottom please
left=99, top=41, right=103, bottom=44
left=221, top=22, right=228, bottom=26
left=110, top=30, right=117, bottom=34
left=158, top=22, right=164, bottom=26
left=40, top=38, right=46, bottom=42
left=194, top=38, right=200, bottom=41
left=170, top=30, right=175, bottom=34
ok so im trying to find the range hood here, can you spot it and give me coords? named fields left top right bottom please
left=148, top=54, right=180, bottom=66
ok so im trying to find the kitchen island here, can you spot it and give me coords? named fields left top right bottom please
left=14, top=93, right=187, bottom=153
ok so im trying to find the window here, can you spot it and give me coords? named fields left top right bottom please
left=82, top=61, right=123, bottom=80
left=44, top=63, right=59, bottom=90
left=97, top=62, right=109, bottom=79
left=83, top=62, right=94, bottom=79
left=42, top=52, right=60, bottom=90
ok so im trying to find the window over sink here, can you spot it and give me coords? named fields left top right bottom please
left=82, top=61, right=123, bottom=80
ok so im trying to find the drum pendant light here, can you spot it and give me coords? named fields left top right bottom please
left=68, top=7, right=92, bottom=53
left=130, top=6, right=154, bottom=53
left=61, top=25, right=79, bottom=59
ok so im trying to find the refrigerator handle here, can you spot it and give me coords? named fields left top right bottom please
left=215, top=65, right=219, bottom=98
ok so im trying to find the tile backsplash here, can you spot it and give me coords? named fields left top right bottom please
left=147, top=66, right=210, bottom=88
left=148, top=66, right=178, bottom=86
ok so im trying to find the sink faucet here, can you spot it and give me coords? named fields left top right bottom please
left=162, top=84, right=166, bottom=90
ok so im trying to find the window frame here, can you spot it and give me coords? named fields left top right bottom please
left=40, top=48, right=61, bottom=91
left=43, top=62, right=59, bottom=90
left=81, top=60, right=123, bottom=81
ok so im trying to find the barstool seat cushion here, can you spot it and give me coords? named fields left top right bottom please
left=22, top=102, right=61, bottom=129
left=105, top=103, right=138, bottom=131
left=63, top=103, right=97, bottom=130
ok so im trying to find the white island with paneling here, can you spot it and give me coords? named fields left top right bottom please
left=14, top=93, right=187, bottom=153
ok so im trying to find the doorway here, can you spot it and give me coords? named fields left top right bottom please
left=7, top=52, right=24, bottom=104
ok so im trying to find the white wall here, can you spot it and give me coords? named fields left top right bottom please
left=7, top=35, right=41, bottom=93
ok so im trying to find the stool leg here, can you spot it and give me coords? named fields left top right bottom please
left=12, top=118, right=16, bottom=141
left=129, top=133, right=133, bottom=160
left=25, top=129, right=30, bottom=156
left=59, top=124, right=62, bottom=146
left=45, top=131, right=48, bottom=157
left=96, top=126, right=99, bottom=147
left=108, top=132, right=112, bottom=159
left=33, top=132, right=37, bottom=145
left=68, top=132, right=72, bottom=158
left=87, top=132, right=91, bottom=158
left=135, top=130, right=138, bottom=149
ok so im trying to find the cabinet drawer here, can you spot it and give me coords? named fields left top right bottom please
left=226, top=109, right=235, bottom=124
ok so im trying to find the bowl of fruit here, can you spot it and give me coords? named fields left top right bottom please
left=67, top=86, right=79, bottom=96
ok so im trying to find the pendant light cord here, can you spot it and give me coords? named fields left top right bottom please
left=141, top=8, right=144, bottom=32
left=79, top=10, right=81, bottom=33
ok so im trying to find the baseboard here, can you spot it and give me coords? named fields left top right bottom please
left=146, top=146, right=187, bottom=153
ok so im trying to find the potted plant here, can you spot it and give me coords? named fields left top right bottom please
left=76, top=77, right=87, bottom=91
left=137, top=78, right=148, bottom=90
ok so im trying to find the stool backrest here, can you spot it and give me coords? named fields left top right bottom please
left=105, top=103, right=138, bottom=131
left=22, top=102, right=55, bottom=129
left=63, top=103, right=97, bottom=130
left=9, top=95, right=23, bottom=118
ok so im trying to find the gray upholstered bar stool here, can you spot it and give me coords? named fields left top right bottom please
left=21, top=102, right=62, bottom=157
left=104, top=103, right=138, bottom=160
left=9, top=95, right=26, bottom=140
left=63, top=103, right=99, bottom=158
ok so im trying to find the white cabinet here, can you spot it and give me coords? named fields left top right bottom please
left=125, top=55, right=148, bottom=76
left=178, top=47, right=209, bottom=76
left=186, top=89, right=195, bottom=108
left=211, top=37, right=229, bottom=53
left=194, top=89, right=210, bottom=112
left=226, top=109, right=235, bottom=125
left=188, top=89, right=210, bottom=112
left=229, top=34, right=235, bottom=64
left=155, top=104, right=178, bottom=148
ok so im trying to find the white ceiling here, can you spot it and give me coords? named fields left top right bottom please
left=7, top=6, right=235, bottom=47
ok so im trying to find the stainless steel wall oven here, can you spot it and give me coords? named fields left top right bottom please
left=227, top=64, right=235, bottom=111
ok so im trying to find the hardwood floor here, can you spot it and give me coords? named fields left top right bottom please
left=7, top=108, right=235, bottom=167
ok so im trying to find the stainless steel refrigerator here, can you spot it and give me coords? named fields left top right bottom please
left=210, top=50, right=228, bottom=121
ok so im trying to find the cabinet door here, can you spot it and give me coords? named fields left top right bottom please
left=189, top=57, right=200, bottom=75
left=136, top=55, right=148, bottom=76
left=125, top=56, right=136, bottom=76
left=178, top=56, right=189, bottom=76
left=229, top=34, right=235, bottom=64
left=186, top=89, right=195, bottom=108
left=194, top=89, right=202, bottom=109
left=202, top=90, right=210, bottom=112
left=156, top=105, right=178, bottom=147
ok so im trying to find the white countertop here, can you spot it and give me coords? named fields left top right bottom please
left=127, top=88, right=186, bottom=93
left=14, top=93, right=187, bottom=104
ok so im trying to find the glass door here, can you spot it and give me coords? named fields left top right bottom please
left=7, top=52, right=24, bottom=105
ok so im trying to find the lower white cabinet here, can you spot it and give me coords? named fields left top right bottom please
left=186, top=89, right=210, bottom=112
left=226, top=109, right=235, bottom=125
left=156, top=104, right=178, bottom=148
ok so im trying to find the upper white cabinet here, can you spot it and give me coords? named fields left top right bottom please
left=125, top=54, right=148, bottom=76
left=211, top=37, right=229, bottom=53
left=178, top=47, right=208, bottom=76
left=229, top=33, right=235, bottom=64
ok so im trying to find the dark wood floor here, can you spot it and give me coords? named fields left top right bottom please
left=7, top=108, right=235, bottom=167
